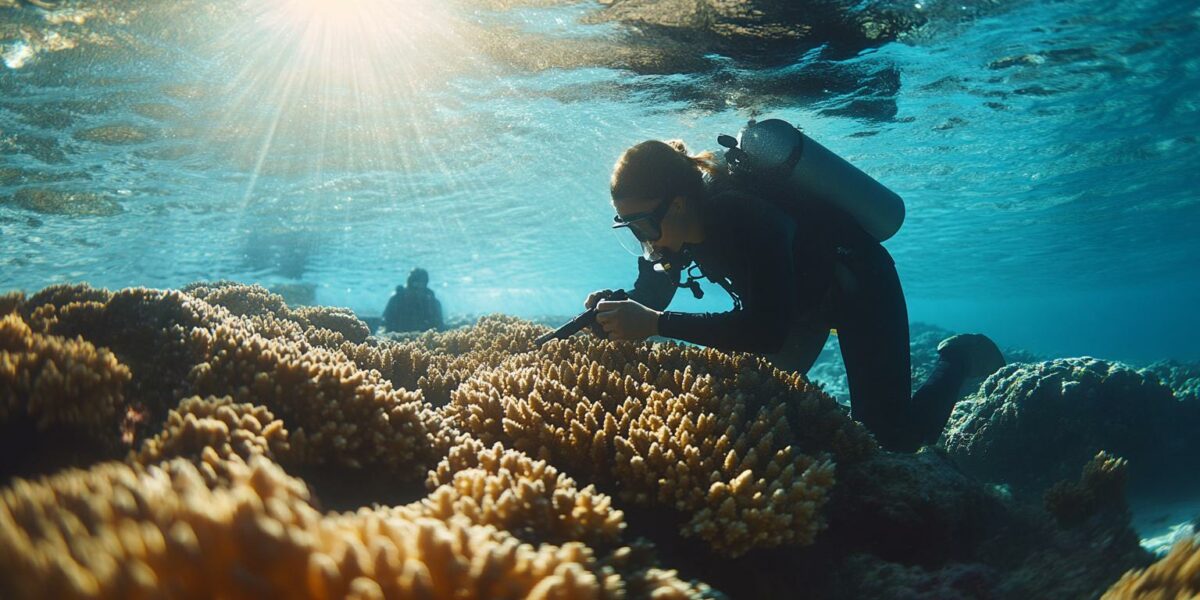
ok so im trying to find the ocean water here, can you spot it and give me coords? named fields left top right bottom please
left=2, top=1, right=1200, bottom=595
left=1, top=0, right=1197, bottom=365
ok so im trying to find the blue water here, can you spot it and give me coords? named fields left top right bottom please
left=1, top=0, right=1198, bottom=362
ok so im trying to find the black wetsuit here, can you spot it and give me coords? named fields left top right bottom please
left=383, top=286, right=444, bottom=333
left=628, top=186, right=967, bottom=452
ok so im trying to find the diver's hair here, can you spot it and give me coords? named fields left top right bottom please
left=610, top=139, right=721, bottom=204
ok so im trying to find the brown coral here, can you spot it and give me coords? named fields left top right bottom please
left=339, top=315, right=548, bottom=406
left=187, top=323, right=443, bottom=475
left=9, top=282, right=443, bottom=477
left=1102, top=540, right=1200, bottom=599
left=132, top=395, right=291, bottom=486
left=0, top=313, right=130, bottom=451
left=1044, top=451, right=1129, bottom=528
left=291, top=305, right=371, bottom=345
left=0, top=456, right=717, bottom=599
left=410, top=436, right=626, bottom=547
left=445, top=334, right=874, bottom=556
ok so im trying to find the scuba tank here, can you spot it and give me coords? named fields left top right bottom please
left=718, top=119, right=905, bottom=242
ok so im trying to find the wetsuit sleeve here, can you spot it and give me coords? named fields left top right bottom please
left=657, top=208, right=797, bottom=354
left=627, top=257, right=678, bottom=311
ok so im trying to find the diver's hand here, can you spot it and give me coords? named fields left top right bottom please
left=584, top=289, right=616, bottom=310
left=595, top=299, right=660, bottom=341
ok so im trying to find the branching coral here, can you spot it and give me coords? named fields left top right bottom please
left=132, top=396, right=291, bottom=486
left=0, top=313, right=130, bottom=450
left=944, top=358, right=1195, bottom=492
left=1102, top=541, right=1200, bottom=599
left=292, top=305, right=371, bottom=345
left=187, top=324, right=443, bottom=475
left=8, top=282, right=443, bottom=477
left=1043, top=451, right=1129, bottom=528
left=0, top=291, right=25, bottom=317
left=0, top=456, right=717, bottom=599
left=183, top=282, right=371, bottom=347
left=338, top=315, right=548, bottom=406
left=411, top=436, right=626, bottom=548
left=444, top=335, right=874, bottom=556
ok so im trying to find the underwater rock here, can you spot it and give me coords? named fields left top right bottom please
left=131, top=102, right=186, bottom=121
left=1139, top=359, right=1200, bottom=402
left=584, top=0, right=922, bottom=62
left=807, top=322, right=1041, bottom=406
left=823, top=448, right=1149, bottom=600
left=3, top=188, right=122, bottom=216
left=73, top=124, right=154, bottom=145
left=1102, top=540, right=1200, bottom=599
left=943, top=357, right=1197, bottom=494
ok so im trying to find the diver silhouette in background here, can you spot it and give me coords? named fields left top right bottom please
left=384, top=268, right=444, bottom=333
left=587, top=139, right=1006, bottom=452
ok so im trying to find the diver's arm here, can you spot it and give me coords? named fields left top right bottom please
left=656, top=213, right=797, bottom=354
left=627, top=256, right=679, bottom=311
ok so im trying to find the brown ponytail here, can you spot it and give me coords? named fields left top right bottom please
left=610, top=139, right=721, bottom=204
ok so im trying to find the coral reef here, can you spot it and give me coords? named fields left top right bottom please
left=132, top=395, right=291, bottom=486
left=413, top=436, right=626, bottom=548
left=943, top=357, right=1197, bottom=493
left=1, top=312, right=132, bottom=479
left=0, top=455, right=715, bottom=599
left=1103, top=541, right=1200, bottom=599
left=339, top=315, right=546, bottom=406
left=445, top=335, right=874, bottom=556
left=186, top=320, right=442, bottom=475
left=9, top=282, right=443, bottom=476
left=0, top=282, right=1170, bottom=598
left=1044, top=452, right=1130, bottom=529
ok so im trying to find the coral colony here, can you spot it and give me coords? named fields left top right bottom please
left=1, top=282, right=1197, bottom=598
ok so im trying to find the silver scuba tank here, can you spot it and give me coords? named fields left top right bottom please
left=718, top=119, right=905, bottom=242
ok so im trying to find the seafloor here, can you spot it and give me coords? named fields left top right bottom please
left=1, top=281, right=1198, bottom=599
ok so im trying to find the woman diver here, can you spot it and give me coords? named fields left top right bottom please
left=588, top=130, right=1005, bottom=452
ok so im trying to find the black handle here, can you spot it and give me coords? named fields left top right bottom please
left=535, top=289, right=629, bottom=346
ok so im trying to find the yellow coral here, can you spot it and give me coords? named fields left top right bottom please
left=188, top=324, right=443, bottom=475
left=0, top=456, right=716, bottom=599
left=0, top=291, right=22, bottom=317
left=132, top=396, right=291, bottom=486
left=339, top=315, right=549, bottom=406
left=408, top=436, right=625, bottom=547
left=1102, top=540, right=1200, bottom=599
left=9, top=283, right=442, bottom=477
left=0, top=313, right=130, bottom=445
left=445, top=334, right=873, bottom=556
left=291, top=305, right=371, bottom=345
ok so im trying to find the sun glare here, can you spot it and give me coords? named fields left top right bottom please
left=208, top=0, right=487, bottom=207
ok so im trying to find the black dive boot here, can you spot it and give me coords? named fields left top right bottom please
left=936, top=333, right=1007, bottom=379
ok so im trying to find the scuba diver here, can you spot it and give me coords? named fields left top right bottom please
left=383, top=267, right=444, bottom=333
left=587, top=121, right=1005, bottom=452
